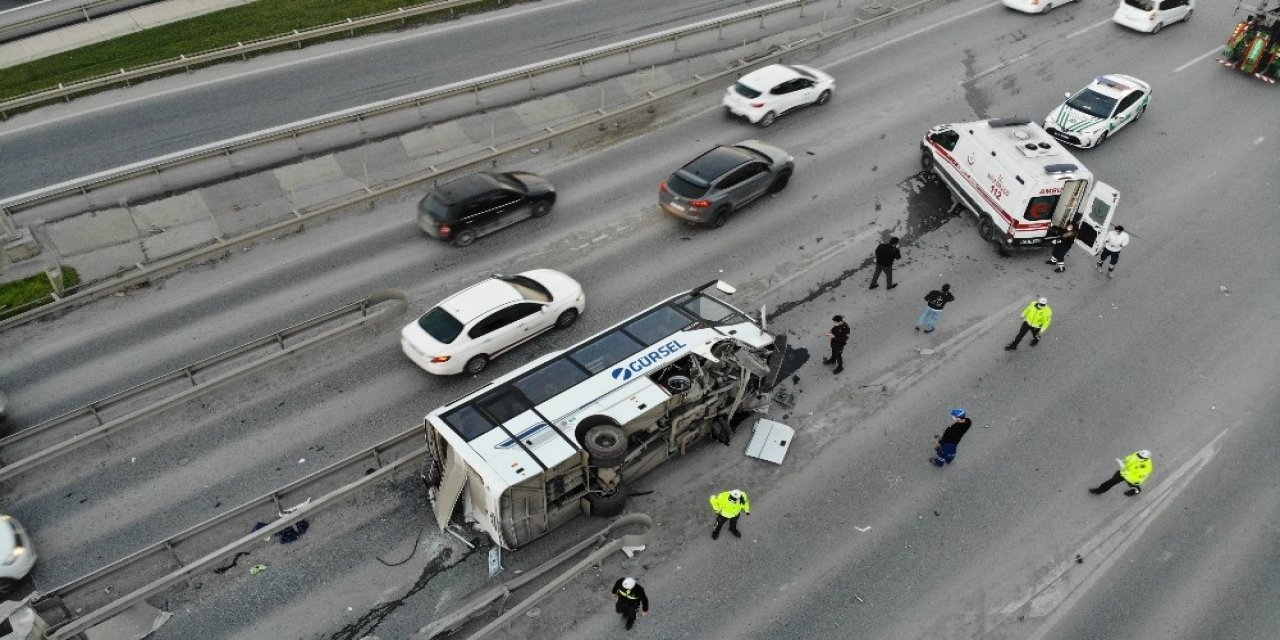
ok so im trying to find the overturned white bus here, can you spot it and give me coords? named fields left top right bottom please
left=423, top=280, right=786, bottom=549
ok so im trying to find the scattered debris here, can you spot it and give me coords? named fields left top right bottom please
left=214, top=552, right=252, bottom=574
left=1075, top=554, right=1083, bottom=564
left=249, top=564, right=268, bottom=576
left=1219, top=285, right=1229, bottom=295
left=855, top=595, right=864, bottom=603
left=854, top=526, right=871, bottom=533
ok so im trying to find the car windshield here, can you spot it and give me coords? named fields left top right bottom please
left=420, top=193, right=453, bottom=221
left=417, top=307, right=464, bottom=344
left=498, top=275, right=553, bottom=303
left=1123, top=0, right=1154, bottom=8
left=733, top=82, right=762, bottom=99
left=783, top=64, right=815, bottom=80
left=666, top=173, right=708, bottom=198
left=1066, top=88, right=1118, bottom=119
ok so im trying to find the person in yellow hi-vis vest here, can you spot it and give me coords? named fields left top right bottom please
left=709, top=489, right=750, bottom=539
left=1005, top=297, right=1052, bottom=350
left=1089, top=450, right=1154, bottom=497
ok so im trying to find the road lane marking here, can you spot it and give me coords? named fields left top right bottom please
left=1065, top=18, right=1111, bottom=40
left=995, top=427, right=1233, bottom=638
left=1173, top=47, right=1219, bottom=73
left=959, top=53, right=1030, bottom=85
left=826, top=2, right=1004, bottom=68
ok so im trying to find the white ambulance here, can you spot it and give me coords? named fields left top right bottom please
left=920, top=117, right=1119, bottom=254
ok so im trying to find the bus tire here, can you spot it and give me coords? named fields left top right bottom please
left=586, top=486, right=627, bottom=517
left=584, top=424, right=627, bottom=468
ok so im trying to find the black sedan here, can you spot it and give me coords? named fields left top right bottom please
left=417, top=171, right=556, bottom=247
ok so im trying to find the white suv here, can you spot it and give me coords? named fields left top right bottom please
left=722, top=63, right=835, bottom=127
left=401, top=270, right=585, bottom=376
left=0, top=515, right=36, bottom=597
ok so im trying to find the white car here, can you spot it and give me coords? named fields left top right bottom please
left=1043, top=74, right=1152, bottom=148
left=722, top=63, right=835, bottom=127
left=0, top=514, right=36, bottom=597
left=1002, top=0, right=1078, bottom=13
left=1113, top=0, right=1194, bottom=33
left=401, top=270, right=585, bottom=376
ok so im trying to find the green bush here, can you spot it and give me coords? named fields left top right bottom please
left=0, top=266, right=80, bottom=319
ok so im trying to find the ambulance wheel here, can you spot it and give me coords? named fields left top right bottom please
left=978, top=216, right=998, bottom=243
left=920, top=151, right=935, bottom=172
left=584, top=424, right=628, bottom=468
left=585, top=486, right=627, bottom=517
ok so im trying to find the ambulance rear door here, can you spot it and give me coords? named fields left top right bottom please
left=1074, top=181, right=1119, bottom=255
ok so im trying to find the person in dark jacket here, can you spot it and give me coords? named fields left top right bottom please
left=916, top=284, right=954, bottom=333
left=931, top=408, right=973, bottom=467
left=1046, top=223, right=1077, bottom=273
left=611, top=576, right=650, bottom=630
left=869, top=237, right=901, bottom=290
left=823, top=314, right=850, bottom=374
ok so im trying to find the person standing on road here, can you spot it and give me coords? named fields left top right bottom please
left=869, top=237, right=901, bottom=290
left=1089, top=450, right=1154, bottom=496
left=1005, top=297, right=1052, bottom=350
left=931, top=408, right=973, bottom=467
left=823, top=315, right=851, bottom=374
left=610, top=576, right=650, bottom=630
left=709, top=489, right=750, bottom=539
left=1096, top=224, right=1130, bottom=277
left=916, top=284, right=955, bottom=333
left=1047, top=222, right=1077, bottom=273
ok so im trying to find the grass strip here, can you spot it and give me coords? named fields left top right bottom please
left=0, top=266, right=80, bottom=319
left=0, top=0, right=523, bottom=104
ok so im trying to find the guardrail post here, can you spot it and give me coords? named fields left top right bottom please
left=800, top=0, right=806, bottom=18
left=673, top=34, right=680, bottom=52
left=578, top=59, right=585, bottom=78
left=760, top=13, right=766, bottom=29
left=528, top=72, right=535, bottom=91
left=627, top=46, right=633, bottom=65
left=474, top=86, right=481, bottom=106
left=718, top=23, right=724, bottom=40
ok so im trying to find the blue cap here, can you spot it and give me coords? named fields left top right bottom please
left=951, top=408, right=967, bottom=418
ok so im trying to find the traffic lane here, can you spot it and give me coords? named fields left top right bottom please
left=0, top=0, right=819, bottom=197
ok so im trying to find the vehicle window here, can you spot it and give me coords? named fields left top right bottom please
left=443, top=405, right=495, bottom=442
left=497, top=275, right=553, bottom=303
left=624, top=305, right=695, bottom=344
left=716, top=165, right=753, bottom=189
left=417, top=307, right=464, bottom=344
left=420, top=193, right=454, bottom=221
left=770, top=80, right=799, bottom=95
left=1123, top=0, right=1153, bottom=9
left=929, top=130, right=961, bottom=152
left=469, top=309, right=508, bottom=339
left=678, top=294, right=747, bottom=326
left=476, top=389, right=531, bottom=425
left=498, top=302, right=543, bottom=326
left=667, top=173, right=709, bottom=198
left=569, top=330, right=644, bottom=374
left=1115, top=93, right=1139, bottom=113
left=1086, top=192, right=1112, bottom=227
left=1066, top=88, right=1119, bottom=119
left=1024, top=194, right=1059, bottom=222
left=513, top=359, right=591, bottom=405
left=733, top=82, right=762, bottom=99
left=783, top=64, right=816, bottom=80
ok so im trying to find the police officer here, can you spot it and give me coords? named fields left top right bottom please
left=823, top=315, right=851, bottom=374
left=709, top=489, right=750, bottom=539
left=1089, top=450, right=1154, bottom=496
left=1005, top=297, right=1052, bottom=350
left=610, top=576, right=650, bottom=630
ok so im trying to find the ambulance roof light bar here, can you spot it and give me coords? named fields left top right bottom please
left=1044, top=163, right=1080, bottom=174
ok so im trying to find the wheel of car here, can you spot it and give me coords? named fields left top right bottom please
left=585, top=485, right=627, bottom=517
left=1183, top=8, right=1192, bottom=22
left=0, top=578, right=16, bottom=597
left=978, top=216, right=998, bottom=243
left=1042, top=1, right=1053, bottom=13
left=451, top=229, right=477, bottom=248
left=1151, top=22, right=1163, bottom=34
left=723, top=106, right=736, bottom=119
left=768, top=170, right=792, bottom=193
left=1134, top=105, right=1146, bottom=121
left=710, top=207, right=731, bottom=229
left=1094, top=131, right=1109, bottom=148
left=920, top=151, right=935, bottom=172
left=463, top=354, right=489, bottom=375
left=531, top=199, right=552, bottom=217
left=555, top=308, right=579, bottom=329
left=815, top=89, right=832, bottom=106
left=759, top=111, right=777, bottom=127
left=584, top=424, right=628, bottom=468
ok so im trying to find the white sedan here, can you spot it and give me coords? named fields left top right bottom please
left=1042, top=74, right=1152, bottom=148
left=1002, top=0, right=1078, bottom=13
left=722, top=63, right=835, bottom=127
left=401, top=270, right=585, bottom=375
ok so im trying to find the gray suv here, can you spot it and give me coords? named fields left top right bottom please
left=659, top=140, right=794, bottom=228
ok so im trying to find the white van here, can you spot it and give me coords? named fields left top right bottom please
left=921, top=118, right=1119, bottom=255
left=1113, top=0, right=1194, bottom=33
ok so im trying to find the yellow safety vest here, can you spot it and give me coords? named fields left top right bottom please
left=617, top=587, right=638, bottom=600
left=710, top=491, right=750, bottom=518
left=1120, top=452, right=1153, bottom=485
left=1020, top=302, right=1053, bottom=331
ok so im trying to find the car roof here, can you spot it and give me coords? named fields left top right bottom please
left=738, top=63, right=808, bottom=88
left=1085, top=75, right=1146, bottom=98
left=679, top=146, right=755, bottom=182
left=438, top=277, right=525, bottom=323
left=433, top=172, right=504, bottom=206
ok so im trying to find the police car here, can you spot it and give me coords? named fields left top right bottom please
left=1043, top=75, right=1151, bottom=148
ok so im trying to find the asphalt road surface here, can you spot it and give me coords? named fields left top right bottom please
left=0, top=0, right=774, bottom=198
left=1, top=0, right=1276, bottom=638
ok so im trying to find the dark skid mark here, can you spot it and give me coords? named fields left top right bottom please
left=772, top=253, right=880, bottom=319
left=960, top=48, right=991, bottom=119
left=329, top=544, right=472, bottom=640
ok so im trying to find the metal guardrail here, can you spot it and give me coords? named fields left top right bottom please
left=0, top=0, right=938, bottom=334
left=34, top=421, right=433, bottom=628
left=43, top=436, right=435, bottom=639
left=0, top=0, right=520, bottom=117
left=0, top=288, right=407, bottom=481
left=0, top=0, right=813, bottom=212
left=0, top=0, right=152, bottom=44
